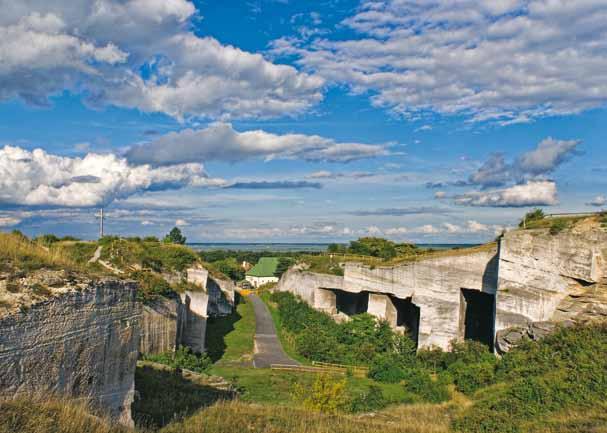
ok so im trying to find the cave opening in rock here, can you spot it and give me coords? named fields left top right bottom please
left=461, top=289, right=495, bottom=350
left=391, top=296, right=421, bottom=347
left=334, top=290, right=369, bottom=316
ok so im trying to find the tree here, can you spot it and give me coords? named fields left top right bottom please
left=274, top=257, right=295, bottom=278
left=163, top=227, right=186, bottom=245
left=519, top=209, right=545, bottom=228
left=348, top=237, right=397, bottom=260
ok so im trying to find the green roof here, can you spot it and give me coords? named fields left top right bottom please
left=246, top=257, right=279, bottom=277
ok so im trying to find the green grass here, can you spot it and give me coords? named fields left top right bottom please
left=206, top=296, right=255, bottom=364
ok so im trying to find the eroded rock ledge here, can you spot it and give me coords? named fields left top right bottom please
left=0, top=277, right=141, bottom=426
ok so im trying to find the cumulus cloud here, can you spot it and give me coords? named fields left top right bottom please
left=126, top=122, right=387, bottom=165
left=0, top=1, right=324, bottom=120
left=454, top=180, right=558, bottom=208
left=0, top=145, right=224, bottom=207
left=587, top=195, right=607, bottom=207
left=272, top=0, right=607, bottom=123
left=469, top=138, right=580, bottom=188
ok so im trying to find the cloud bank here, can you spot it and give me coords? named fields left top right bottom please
left=126, top=122, right=387, bottom=165
left=272, top=0, right=607, bottom=123
left=0, top=0, right=324, bottom=120
left=0, top=145, right=224, bottom=207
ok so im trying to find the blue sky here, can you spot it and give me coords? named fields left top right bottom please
left=0, top=0, right=605, bottom=243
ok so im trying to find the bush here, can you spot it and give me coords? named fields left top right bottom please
left=519, top=208, right=545, bottom=227
left=270, top=292, right=405, bottom=366
left=404, top=369, right=450, bottom=404
left=448, top=360, right=496, bottom=395
left=349, top=385, right=389, bottom=412
left=293, top=374, right=349, bottom=414
left=549, top=218, right=568, bottom=235
left=368, top=354, right=406, bottom=383
left=130, top=271, right=175, bottom=303
left=141, top=346, right=212, bottom=374
left=453, top=323, right=607, bottom=433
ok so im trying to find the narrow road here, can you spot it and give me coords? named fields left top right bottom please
left=249, top=294, right=299, bottom=368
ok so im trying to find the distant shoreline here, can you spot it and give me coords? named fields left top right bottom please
left=188, top=242, right=480, bottom=252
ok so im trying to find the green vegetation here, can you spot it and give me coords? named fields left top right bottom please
left=274, top=257, right=295, bottom=277
left=99, top=237, right=197, bottom=273
left=206, top=297, right=255, bottom=363
left=328, top=237, right=419, bottom=260
left=0, top=231, right=88, bottom=275
left=133, top=364, right=231, bottom=429
left=141, top=347, right=212, bottom=374
left=163, top=227, right=186, bottom=245
left=519, top=208, right=545, bottom=227
left=453, top=322, right=607, bottom=433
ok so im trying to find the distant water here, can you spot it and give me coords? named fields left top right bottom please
left=188, top=243, right=479, bottom=252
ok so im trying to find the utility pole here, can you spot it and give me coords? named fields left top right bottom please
left=99, top=208, right=104, bottom=239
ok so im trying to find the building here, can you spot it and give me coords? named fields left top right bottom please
left=245, top=257, right=280, bottom=288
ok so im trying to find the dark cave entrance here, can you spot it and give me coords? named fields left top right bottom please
left=391, top=296, right=421, bottom=347
left=461, top=289, right=495, bottom=350
left=335, top=290, right=369, bottom=316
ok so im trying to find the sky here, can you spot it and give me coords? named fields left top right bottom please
left=0, top=0, right=606, bottom=243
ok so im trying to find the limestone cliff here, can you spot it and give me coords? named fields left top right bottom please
left=139, top=266, right=235, bottom=355
left=276, top=218, right=607, bottom=353
left=140, top=294, right=185, bottom=354
left=0, top=277, right=140, bottom=426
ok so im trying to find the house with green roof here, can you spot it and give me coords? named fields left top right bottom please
left=245, top=257, right=280, bottom=288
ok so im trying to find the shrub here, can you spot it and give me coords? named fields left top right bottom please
left=349, top=385, right=389, bottom=412
left=453, top=323, right=607, bottom=433
left=130, top=271, right=175, bottom=303
left=447, top=360, right=496, bottom=395
left=549, top=218, right=568, bottom=235
left=293, top=374, right=349, bottom=414
left=141, top=346, right=211, bottom=374
left=519, top=208, right=545, bottom=227
left=368, top=354, right=406, bottom=383
left=404, top=369, right=450, bottom=404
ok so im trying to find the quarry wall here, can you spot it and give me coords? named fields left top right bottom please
left=140, top=266, right=235, bottom=355
left=0, top=279, right=140, bottom=426
left=276, top=224, right=607, bottom=352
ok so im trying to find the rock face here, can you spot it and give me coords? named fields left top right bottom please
left=140, top=294, right=185, bottom=355
left=139, top=266, right=236, bottom=355
left=495, top=227, right=607, bottom=335
left=277, top=221, right=607, bottom=353
left=0, top=279, right=140, bottom=426
left=277, top=247, right=499, bottom=350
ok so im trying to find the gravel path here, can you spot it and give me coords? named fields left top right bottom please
left=249, top=294, right=299, bottom=368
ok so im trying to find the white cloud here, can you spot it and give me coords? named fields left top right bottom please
left=587, top=195, right=607, bottom=207
left=0, top=145, right=225, bottom=207
left=454, top=180, right=558, bottom=207
left=175, top=218, right=189, bottom=226
left=141, top=220, right=155, bottom=226
left=0, top=217, right=21, bottom=227
left=0, top=1, right=324, bottom=120
left=126, top=122, right=387, bottom=164
left=272, top=0, right=607, bottom=123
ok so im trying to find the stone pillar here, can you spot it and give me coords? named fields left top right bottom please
left=367, top=293, right=398, bottom=327
left=314, top=288, right=337, bottom=314
left=180, top=290, right=209, bottom=353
